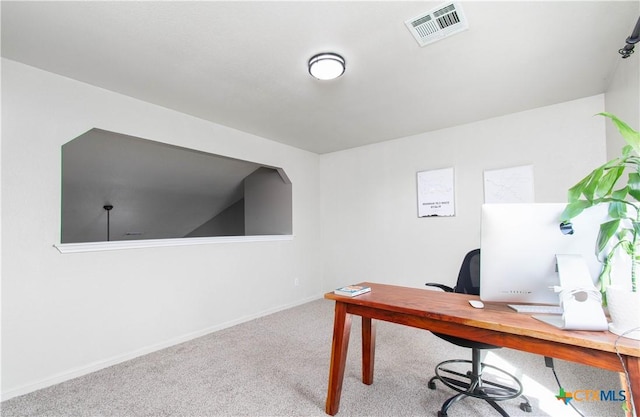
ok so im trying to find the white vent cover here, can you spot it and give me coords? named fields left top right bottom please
left=405, top=2, right=468, bottom=47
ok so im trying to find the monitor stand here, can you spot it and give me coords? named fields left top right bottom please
left=533, top=254, right=608, bottom=331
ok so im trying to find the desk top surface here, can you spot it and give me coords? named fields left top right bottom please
left=325, top=282, right=640, bottom=357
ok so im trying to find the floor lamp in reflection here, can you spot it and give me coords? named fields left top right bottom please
left=103, top=204, right=113, bottom=241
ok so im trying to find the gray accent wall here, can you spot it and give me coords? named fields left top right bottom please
left=186, top=198, right=245, bottom=237
left=245, top=168, right=293, bottom=235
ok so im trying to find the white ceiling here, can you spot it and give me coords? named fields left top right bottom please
left=2, top=1, right=638, bottom=154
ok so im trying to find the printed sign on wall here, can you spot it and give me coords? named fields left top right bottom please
left=417, top=167, right=455, bottom=217
left=484, top=165, right=534, bottom=204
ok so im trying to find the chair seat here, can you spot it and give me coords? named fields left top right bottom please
left=433, top=332, right=501, bottom=350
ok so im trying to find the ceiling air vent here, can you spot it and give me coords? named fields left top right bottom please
left=405, top=2, right=468, bottom=47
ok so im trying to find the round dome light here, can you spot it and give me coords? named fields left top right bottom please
left=308, top=53, right=345, bottom=80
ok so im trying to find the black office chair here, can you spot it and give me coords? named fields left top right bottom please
left=425, top=249, right=532, bottom=417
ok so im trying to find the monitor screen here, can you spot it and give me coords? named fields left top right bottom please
left=479, top=203, right=608, bottom=305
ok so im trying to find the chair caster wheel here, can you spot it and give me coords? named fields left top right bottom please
left=437, top=411, right=447, bottom=417
left=428, top=380, right=437, bottom=390
left=520, top=402, right=532, bottom=412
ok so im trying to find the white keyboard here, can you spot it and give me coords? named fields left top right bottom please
left=508, top=304, right=563, bottom=315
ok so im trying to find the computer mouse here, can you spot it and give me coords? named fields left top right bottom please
left=468, top=300, right=484, bottom=309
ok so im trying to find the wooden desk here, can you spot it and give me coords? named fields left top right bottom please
left=324, top=282, right=640, bottom=416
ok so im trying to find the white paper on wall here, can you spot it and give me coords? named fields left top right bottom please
left=417, top=167, right=455, bottom=217
left=483, top=165, right=534, bottom=204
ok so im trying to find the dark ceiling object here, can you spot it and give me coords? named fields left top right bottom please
left=103, top=204, right=113, bottom=241
left=619, top=16, right=640, bottom=58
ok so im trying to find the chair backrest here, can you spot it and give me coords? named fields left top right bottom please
left=454, top=249, right=481, bottom=295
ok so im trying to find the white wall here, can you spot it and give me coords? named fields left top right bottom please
left=604, top=42, right=640, bottom=159
left=320, top=95, right=607, bottom=292
left=1, top=59, right=323, bottom=399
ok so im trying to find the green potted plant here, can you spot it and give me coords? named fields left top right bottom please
left=560, top=112, right=640, bottom=339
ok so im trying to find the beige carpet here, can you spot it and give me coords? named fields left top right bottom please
left=1, top=299, right=627, bottom=416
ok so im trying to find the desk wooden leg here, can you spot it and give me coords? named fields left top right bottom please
left=626, top=356, right=640, bottom=417
left=326, top=302, right=352, bottom=416
left=362, top=317, right=376, bottom=385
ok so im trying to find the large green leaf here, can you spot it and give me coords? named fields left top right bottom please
left=627, top=172, right=640, bottom=201
left=567, top=174, right=593, bottom=202
left=608, top=201, right=627, bottom=219
left=596, top=166, right=624, bottom=198
left=599, top=112, right=640, bottom=155
left=597, top=219, right=620, bottom=253
left=582, top=167, right=604, bottom=201
left=560, top=200, right=592, bottom=221
left=611, top=187, right=628, bottom=200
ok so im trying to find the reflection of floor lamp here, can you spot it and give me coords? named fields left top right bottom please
left=103, top=204, right=113, bottom=241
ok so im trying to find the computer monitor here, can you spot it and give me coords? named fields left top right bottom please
left=479, top=203, right=608, bottom=305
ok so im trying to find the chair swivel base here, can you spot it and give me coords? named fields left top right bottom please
left=428, top=359, right=532, bottom=417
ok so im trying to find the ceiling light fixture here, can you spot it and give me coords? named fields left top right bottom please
left=308, top=53, right=345, bottom=80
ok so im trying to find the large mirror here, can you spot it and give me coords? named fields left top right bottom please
left=61, top=129, right=292, bottom=244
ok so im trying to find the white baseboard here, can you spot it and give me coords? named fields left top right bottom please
left=1, top=294, right=323, bottom=401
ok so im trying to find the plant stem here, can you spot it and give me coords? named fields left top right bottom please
left=634, top=210, right=639, bottom=292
